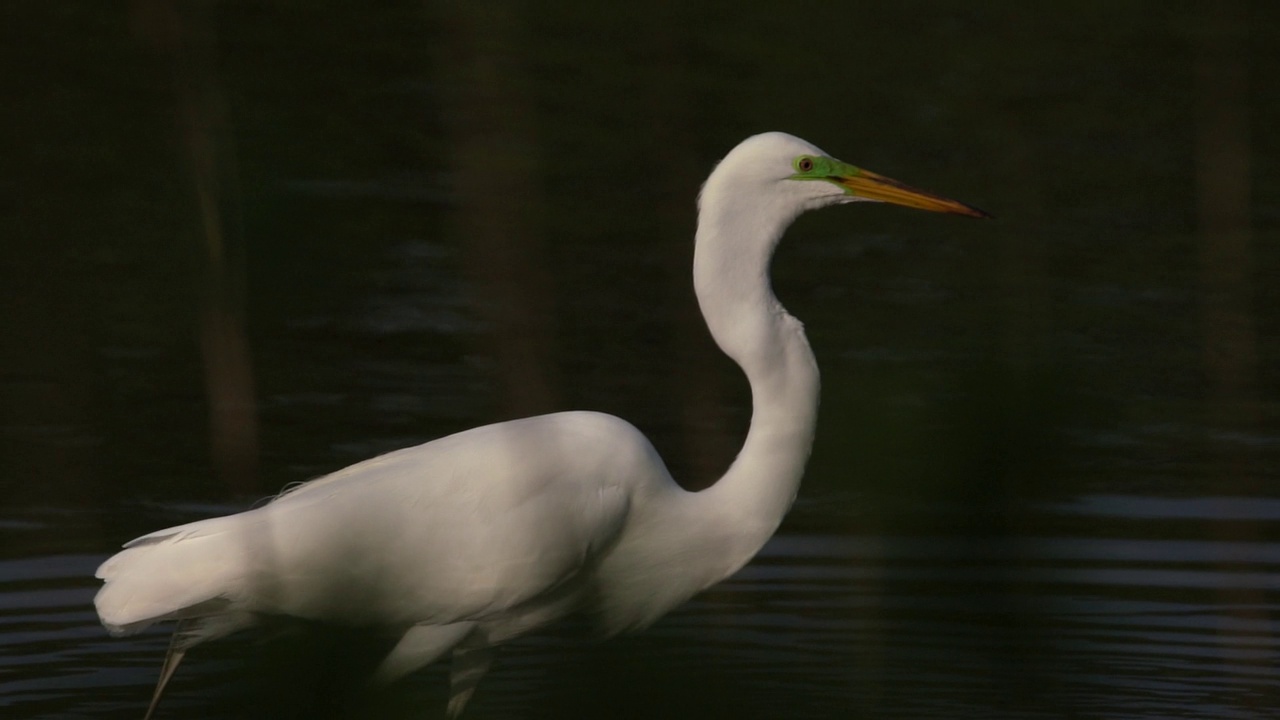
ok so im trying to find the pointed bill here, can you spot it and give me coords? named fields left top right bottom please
left=837, top=168, right=991, bottom=219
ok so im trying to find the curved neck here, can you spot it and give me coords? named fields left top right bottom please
left=688, top=193, right=820, bottom=564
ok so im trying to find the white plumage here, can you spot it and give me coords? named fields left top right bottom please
left=96, top=132, right=985, bottom=717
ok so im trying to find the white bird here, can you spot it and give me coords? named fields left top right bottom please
left=95, top=132, right=987, bottom=718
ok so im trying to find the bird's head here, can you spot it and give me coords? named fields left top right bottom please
left=701, top=132, right=990, bottom=221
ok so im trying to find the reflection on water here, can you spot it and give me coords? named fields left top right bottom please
left=2, top=496, right=1277, bottom=718
left=3, top=1, right=1279, bottom=719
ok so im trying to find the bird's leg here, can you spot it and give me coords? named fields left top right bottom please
left=445, top=639, right=493, bottom=719
left=142, top=621, right=192, bottom=720
left=372, top=622, right=473, bottom=684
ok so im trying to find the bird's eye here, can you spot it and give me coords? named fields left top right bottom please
left=797, top=157, right=815, bottom=172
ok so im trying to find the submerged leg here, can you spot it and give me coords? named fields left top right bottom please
left=446, top=640, right=493, bottom=719
left=371, top=622, right=474, bottom=685
left=143, top=621, right=192, bottom=720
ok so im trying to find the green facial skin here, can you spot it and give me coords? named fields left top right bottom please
left=789, top=155, right=862, bottom=189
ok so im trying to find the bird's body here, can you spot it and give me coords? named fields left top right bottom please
left=99, top=410, right=753, bottom=642
left=96, top=132, right=986, bottom=717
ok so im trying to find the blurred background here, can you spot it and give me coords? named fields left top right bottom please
left=2, top=1, right=1278, bottom=718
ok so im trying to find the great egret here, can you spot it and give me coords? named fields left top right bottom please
left=95, top=132, right=987, bottom=718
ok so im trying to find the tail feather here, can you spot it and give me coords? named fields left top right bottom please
left=95, top=515, right=256, bottom=638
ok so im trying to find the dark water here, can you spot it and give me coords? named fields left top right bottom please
left=3, top=2, right=1279, bottom=718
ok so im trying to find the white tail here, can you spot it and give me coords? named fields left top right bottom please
left=95, top=515, right=255, bottom=639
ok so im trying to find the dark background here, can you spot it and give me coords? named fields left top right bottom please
left=1, top=2, right=1277, bottom=718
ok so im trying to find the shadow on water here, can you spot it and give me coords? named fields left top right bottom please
left=1, top=1, right=1279, bottom=718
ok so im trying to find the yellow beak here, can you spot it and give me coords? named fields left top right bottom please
left=838, top=169, right=991, bottom=219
